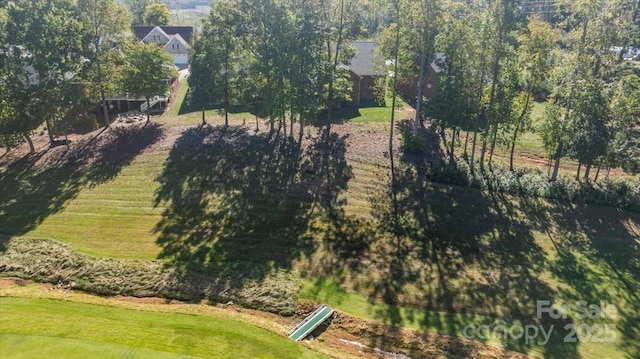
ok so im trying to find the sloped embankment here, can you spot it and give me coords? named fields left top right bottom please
left=0, top=236, right=299, bottom=315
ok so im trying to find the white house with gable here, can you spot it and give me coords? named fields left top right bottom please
left=133, top=26, right=193, bottom=69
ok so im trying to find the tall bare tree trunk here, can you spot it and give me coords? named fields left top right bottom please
left=479, top=127, right=489, bottom=171
left=91, top=1, right=110, bottom=128
left=100, top=91, right=110, bottom=127
left=463, top=130, right=470, bottom=158
left=509, top=132, right=517, bottom=172
left=325, top=0, right=345, bottom=136
left=282, top=116, right=288, bottom=138
left=510, top=92, right=531, bottom=171
left=470, top=129, right=478, bottom=172
left=414, top=19, right=431, bottom=134
left=299, top=114, right=304, bottom=143
left=576, top=161, right=581, bottom=180
left=584, top=163, right=591, bottom=182
left=488, top=124, right=498, bottom=170
left=389, top=0, right=402, bottom=241
left=551, top=19, right=588, bottom=182
left=289, top=114, right=294, bottom=139
left=224, top=40, right=230, bottom=128
left=23, top=131, right=35, bottom=153
left=449, top=128, right=456, bottom=160
left=551, top=141, right=563, bottom=181
left=480, top=0, right=509, bottom=172
left=46, top=118, right=55, bottom=146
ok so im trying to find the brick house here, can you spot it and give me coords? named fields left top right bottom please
left=397, top=52, right=445, bottom=102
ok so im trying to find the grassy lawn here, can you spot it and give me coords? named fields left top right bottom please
left=0, top=296, right=327, bottom=359
left=4, top=143, right=635, bottom=357
left=330, top=96, right=413, bottom=124
left=22, top=153, right=166, bottom=260
left=160, top=80, right=411, bottom=127
left=301, top=278, right=498, bottom=337
left=330, top=105, right=398, bottom=123
left=157, top=80, right=258, bottom=128
left=318, top=157, right=639, bottom=358
left=1, top=86, right=638, bottom=358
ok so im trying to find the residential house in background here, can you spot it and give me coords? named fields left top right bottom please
left=344, top=42, right=445, bottom=106
left=345, top=41, right=385, bottom=106
left=397, top=53, right=445, bottom=102
left=133, top=26, right=193, bottom=69
left=104, top=26, right=194, bottom=114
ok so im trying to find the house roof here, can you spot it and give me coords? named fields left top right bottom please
left=133, top=26, right=194, bottom=44
left=163, top=33, right=189, bottom=50
left=141, top=26, right=170, bottom=43
left=349, top=41, right=382, bottom=77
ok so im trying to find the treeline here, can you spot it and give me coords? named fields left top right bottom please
left=2, top=0, right=639, bottom=181
left=378, top=0, right=640, bottom=180
left=186, top=0, right=390, bottom=137
left=187, top=0, right=639, bottom=179
left=0, top=0, right=177, bottom=151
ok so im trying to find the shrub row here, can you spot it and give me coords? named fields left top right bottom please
left=426, top=161, right=640, bottom=212
left=0, top=237, right=299, bottom=315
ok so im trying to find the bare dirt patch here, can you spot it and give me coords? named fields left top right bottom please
left=294, top=301, right=530, bottom=359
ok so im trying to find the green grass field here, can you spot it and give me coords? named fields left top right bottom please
left=0, top=297, right=326, bottom=359
left=159, top=80, right=412, bottom=128
left=2, top=139, right=636, bottom=357
left=23, top=153, right=165, bottom=260
left=1, top=83, right=638, bottom=358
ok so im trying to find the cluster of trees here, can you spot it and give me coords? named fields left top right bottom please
left=188, top=0, right=638, bottom=178
left=2, top=0, right=638, bottom=179
left=0, top=0, right=177, bottom=152
left=379, top=0, right=640, bottom=179
left=188, top=0, right=381, bottom=136
left=124, top=0, right=171, bottom=25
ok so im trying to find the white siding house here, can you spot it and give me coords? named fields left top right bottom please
left=134, top=26, right=193, bottom=68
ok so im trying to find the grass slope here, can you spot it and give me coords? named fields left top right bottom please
left=24, top=153, right=165, bottom=260
left=1, top=91, right=638, bottom=358
left=0, top=297, right=326, bottom=359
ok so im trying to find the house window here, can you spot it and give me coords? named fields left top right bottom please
left=427, top=83, right=432, bottom=89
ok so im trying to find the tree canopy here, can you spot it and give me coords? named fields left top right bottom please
left=143, top=2, right=170, bottom=25
left=2, top=0, right=92, bottom=146
left=120, top=42, right=177, bottom=123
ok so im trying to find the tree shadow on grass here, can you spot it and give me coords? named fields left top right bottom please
left=542, top=203, right=640, bottom=359
left=0, top=123, right=163, bottom=238
left=152, top=125, right=351, bottom=312
left=325, top=121, right=579, bottom=357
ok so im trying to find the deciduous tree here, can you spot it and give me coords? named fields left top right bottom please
left=510, top=15, right=558, bottom=171
left=120, top=42, right=177, bottom=123
left=144, top=2, right=170, bottom=26
left=78, top=0, right=131, bottom=127
left=124, top=0, right=157, bottom=25
left=3, top=0, right=91, bottom=146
